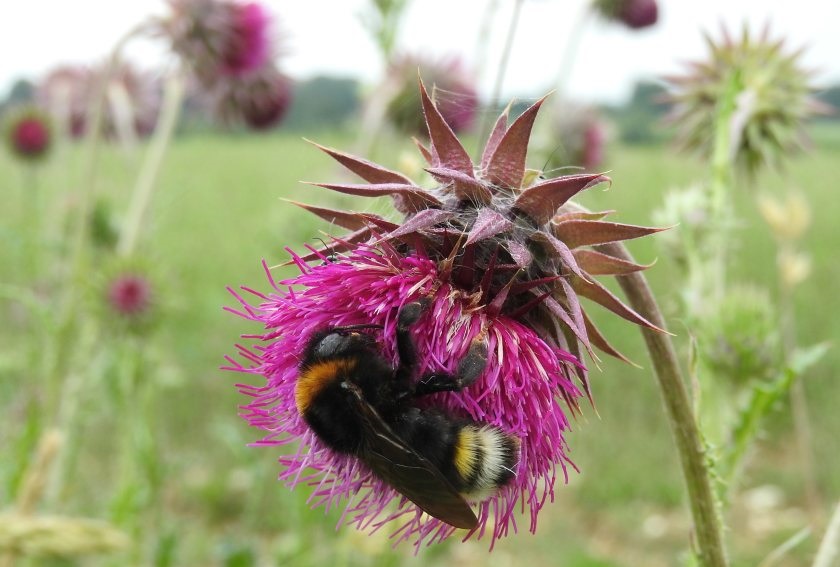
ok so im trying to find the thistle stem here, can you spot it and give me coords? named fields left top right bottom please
left=599, top=241, right=729, bottom=567
left=813, top=501, right=840, bottom=567
left=117, top=73, right=184, bottom=257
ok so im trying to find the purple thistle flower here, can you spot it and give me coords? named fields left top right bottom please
left=226, top=79, right=663, bottom=549
left=107, top=273, right=152, bottom=317
left=226, top=247, right=581, bottom=549
left=211, top=67, right=293, bottom=130
left=162, top=0, right=275, bottom=87
left=593, top=0, right=658, bottom=30
left=5, top=106, right=51, bottom=161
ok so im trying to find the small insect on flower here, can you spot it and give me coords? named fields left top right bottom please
left=296, top=301, right=519, bottom=530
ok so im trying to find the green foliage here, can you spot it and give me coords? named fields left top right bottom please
left=283, top=76, right=361, bottom=131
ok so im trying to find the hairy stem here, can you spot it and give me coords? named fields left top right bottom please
left=598, top=241, right=729, bottom=567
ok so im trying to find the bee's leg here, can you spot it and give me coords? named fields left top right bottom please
left=394, top=300, right=430, bottom=387
left=413, top=338, right=488, bottom=397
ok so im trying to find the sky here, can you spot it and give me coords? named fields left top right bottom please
left=2, top=0, right=839, bottom=105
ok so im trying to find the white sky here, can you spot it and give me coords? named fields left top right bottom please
left=2, top=0, right=839, bottom=104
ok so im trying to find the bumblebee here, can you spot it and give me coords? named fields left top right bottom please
left=295, top=301, right=520, bottom=529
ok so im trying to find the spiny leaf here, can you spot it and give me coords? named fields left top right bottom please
left=304, top=181, right=441, bottom=213
left=307, top=140, right=412, bottom=185
left=572, top=249, right=653, bottom=276
left=419, top=78, right=474, bottom=177
left=426, top=167, right=493, bottom=203
left=480, top=104, right=510, bottom=170
left=552, top=220, right=668, bottom=250
left=465, top=208, right=513, bottom=245
left=484, top=96, right=548, bottom=189
left=283, top=200, right=369, bottom=230
left=572, top=275, right=666, bottom=332
left=513, top=173, right=610, bottom=224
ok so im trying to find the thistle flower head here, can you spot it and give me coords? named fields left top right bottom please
left=666, top=25, right=823, bottom=176
left=227, top=80, right=663, bottom=548
left=38, top=65, right=91, bottom=139
left=98, top=261, right=158, bottom=333
left=386, top=55, right=478, bottom=135
left=162, top=0, right=274, bottom=86
left=540, top=102, right=607, bottom=172
left=593, top=0, right=658, bottom=30
left=4, top=105, right=52, bottom=161
left=211, top=66, right=293, bottom=130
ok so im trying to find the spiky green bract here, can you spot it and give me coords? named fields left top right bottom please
left=666, top=25, right=824, bottom=176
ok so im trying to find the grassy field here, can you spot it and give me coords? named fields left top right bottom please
left=1, top=127, right=838, bottom=566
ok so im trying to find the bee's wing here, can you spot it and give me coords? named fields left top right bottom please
left=344, top=383, right=478, bottom=530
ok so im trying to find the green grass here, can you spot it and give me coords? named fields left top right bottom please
left=1, top=130, right=838, bottom=566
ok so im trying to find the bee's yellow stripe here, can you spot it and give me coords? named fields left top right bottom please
left=295, top=359, right=356, bottom=415
left=453, top=427, right=480, bottom=479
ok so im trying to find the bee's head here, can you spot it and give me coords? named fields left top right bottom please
left=305, top=324, right=382, bottom=361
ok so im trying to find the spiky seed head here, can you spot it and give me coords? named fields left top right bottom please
left=666, top=25, right=824, bottom=176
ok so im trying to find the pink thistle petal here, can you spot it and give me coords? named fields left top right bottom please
left=513, top=173, right=610, bottom=225
left=305, top=181, right=441, bottom=213
left=465, top=208, right=514, bottom=246
left=419, top=78, right=474, bottom=177
left=484, top=96, right=548, bottom=190
left=226, top=248, right=582, bottom=548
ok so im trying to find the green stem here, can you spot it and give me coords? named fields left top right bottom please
left=117, top=73, right=185, bottom=257
left=813, top=501, right=840, bottom=567
left=599, top=241, right=729, bottom=567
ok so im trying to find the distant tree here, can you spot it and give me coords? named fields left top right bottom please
left=612, top=79, right=672, bottom=144
left=814, top=84, right=840, bottom=119
left=283, top=76, right=360, bottom=131
left=1, top=77, right=36, bottom=116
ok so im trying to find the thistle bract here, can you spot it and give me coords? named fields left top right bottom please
left=227, top=81, right=663, bottom=548
left=385, top=55, right=478, bottom=135
left=666, top=25, right=824, bottom=176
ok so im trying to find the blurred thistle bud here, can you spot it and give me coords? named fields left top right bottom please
left=778, top=249, right=811, bottom=291
left=160, top=0, right=275, bottom=87
left=697, top=285, right=780, bottom=386
left=89, top=198, right=120, bottom=250
left=385, top=55, right=478, bottom=135
left=4, top=105, right=52, bottom=161
left=666, top=25, right=824, bottom=176
left=593, top=0, right=658, bottom=30
left=540, top=102, right=607, bottom=173
left=97, top=260, right=159, bottom=334
left=38, top=65, right=91, bottom=139
left=652, top=184, right=713, bottom=269
left=211, top=67, right=293, bottom=130
left=757, top=192, right=811, bottom=243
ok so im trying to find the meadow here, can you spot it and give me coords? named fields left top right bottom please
left=2, top=126, right=838, bottom=566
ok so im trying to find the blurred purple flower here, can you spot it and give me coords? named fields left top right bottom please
left=107, top=273, right=152, bottom=318
left=593, top=0, right=658, bottom=30
left=5, top=106, right=51, bottom=160
left=212, top=67, right=293, bottom=130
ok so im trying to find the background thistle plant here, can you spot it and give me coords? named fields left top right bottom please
left=667, top=25, right=824, bottom=176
